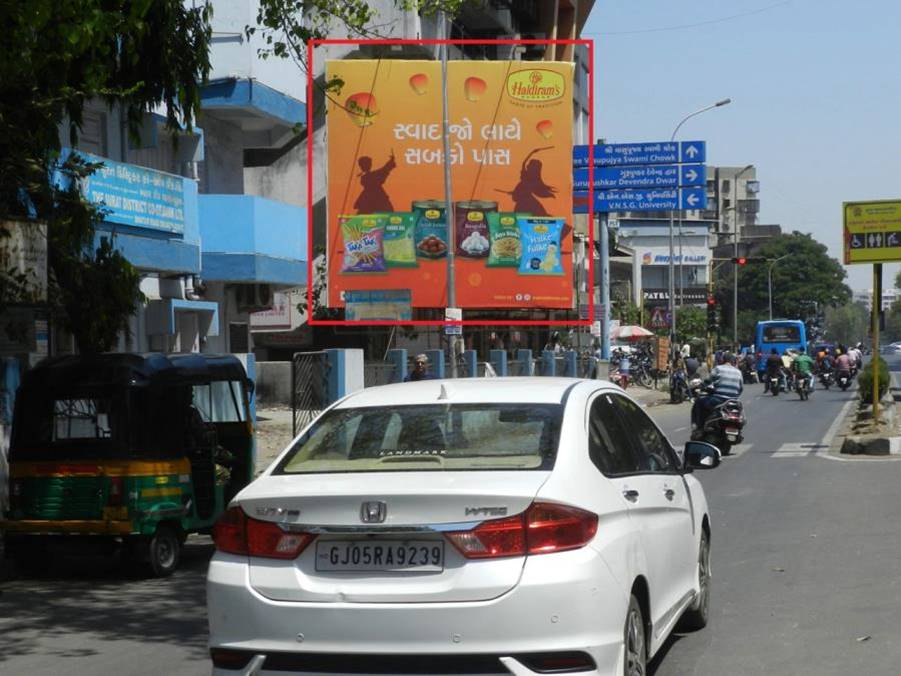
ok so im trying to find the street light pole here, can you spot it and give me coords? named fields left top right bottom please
left=439, top=12, right=458, bottom=377
left=668, top=98, right=730, bottom=357
left=768, top=254, right=790, bottom=320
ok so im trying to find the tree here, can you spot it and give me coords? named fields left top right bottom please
left=0, top=1, right=213, bottom=352
left=675, top=306, right=705, bottom=343
left=714, top=232, right=851, bottom=342
left=824, top=302, right=870, bottom=346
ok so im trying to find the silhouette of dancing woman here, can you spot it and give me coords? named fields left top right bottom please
left=354, top=152, right=396, bottom=213
left=497, top=146, right=556, bottom=215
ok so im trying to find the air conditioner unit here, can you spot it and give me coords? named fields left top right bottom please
left=236, top=283, right=272, bottom=313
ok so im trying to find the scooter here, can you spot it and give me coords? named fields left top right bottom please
left=692, top=388, right=746, bottom=455
left=670, top=369, right=691, bottom=404
left=818, top=370, right=834, bottom=390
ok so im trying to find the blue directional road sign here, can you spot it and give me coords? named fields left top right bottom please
left=573, top=141, right=706, bottom=168
left=574, top=164, right=705, bottom=191
left=573, top=187, right=707, bottom=214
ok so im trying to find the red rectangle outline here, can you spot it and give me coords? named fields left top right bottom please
left=307, top=37, right=594, bottom=328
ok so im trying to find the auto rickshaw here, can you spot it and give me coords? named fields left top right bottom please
left=1, top=353, right=255, bottom=576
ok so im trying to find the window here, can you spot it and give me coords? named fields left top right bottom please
left=192, top=381, right=246, bottom=423
left=722, top=179, right=731, bottom=194
left=588, top=393, right=641, bottom=476
left=611, top=395, right=677, bottom=473
left=53, top=398, right=112, bottom=440
left=276, top=403, right=563, bottom=474
left=763, top=325, right=801, bottom=343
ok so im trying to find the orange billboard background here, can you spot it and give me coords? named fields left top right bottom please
left=326, top=59, right=574, bottom=310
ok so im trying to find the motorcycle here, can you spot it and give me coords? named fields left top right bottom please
left=818, top=370, right=834, bottom=390
left=740, top=360, right=757, bottom=384
left=768, top=371, right=782, bottom=396
left=796, top=374, right=812, bottom=401
left=688, top=377, right=705, bottom=402
left=692, top=387, right=746, bottom=455
left=837, top=369, right=852, bottom=391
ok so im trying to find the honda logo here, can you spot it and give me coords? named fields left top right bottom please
left=360, top=501, right=387, bottom=524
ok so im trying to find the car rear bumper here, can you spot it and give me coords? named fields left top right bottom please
left=207, top=547, right=627, bottom=675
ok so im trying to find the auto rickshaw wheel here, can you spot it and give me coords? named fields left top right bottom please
left=148, top=524, right=181, bottom=577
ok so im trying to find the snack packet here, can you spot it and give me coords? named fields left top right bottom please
left=412, top=201, right=448, bottom=259
left=340, top=215, right=387, bottom=273
left=382, top=213, right=417, bottom=267
left=486, top=212, right=524, bottom=267
left=455, top=202, right=494, bottom=258
left=517, top=217, right=564, bottom=276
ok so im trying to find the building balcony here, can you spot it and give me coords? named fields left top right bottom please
left=198, top=194, right=307, bottom=286
left=200, top=78, right=306, bottom=150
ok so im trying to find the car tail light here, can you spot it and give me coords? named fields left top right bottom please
left=210, top=647, right=254, bottom=669
left=446, top=502, right=598, bottom=559
left=212, top=506, right=315, bottom=559
left=108, top=476, right=123, bottom=506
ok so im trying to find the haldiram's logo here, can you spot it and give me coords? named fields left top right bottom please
left=506, top=69, right=565, bottom=102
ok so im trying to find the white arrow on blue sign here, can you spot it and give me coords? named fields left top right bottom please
left=573, top=187, right=707, bottom=214
left=573, top=164, right=705, bottom=190
left=573, top=141, right=706, bottom=168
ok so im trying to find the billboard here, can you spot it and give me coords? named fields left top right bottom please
left=325, top=59, right=574, bottom=311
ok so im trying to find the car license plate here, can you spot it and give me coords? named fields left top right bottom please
left=315, top=540, right=444, bottom=572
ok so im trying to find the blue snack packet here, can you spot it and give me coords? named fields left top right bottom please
left=517, top=217, right=564, bottom=276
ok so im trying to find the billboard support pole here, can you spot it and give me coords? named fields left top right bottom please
left=873, top=263, right=882, bottom=422
left=600, top=213, right=611, bottom=360
left=439, top=13, right=458, bottom=377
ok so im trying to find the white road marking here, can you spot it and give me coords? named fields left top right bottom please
left=817, top=398, right=857, bottom=455
left=724, top=443, right=751, bottom=457
left=674, top=426, right=688, bottom=432
left=772, top=442, right=828, bottom=458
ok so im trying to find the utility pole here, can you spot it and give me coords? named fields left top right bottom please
left=439, top=12, right=458, bottom=377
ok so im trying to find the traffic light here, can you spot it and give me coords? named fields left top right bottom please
left=731, top=256, right=765, bottom=264
left=732, top=256, right=747, bottom=265
left=706, top=296, right=718, bottom=332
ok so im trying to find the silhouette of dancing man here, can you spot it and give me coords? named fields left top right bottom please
left=354, top=152, right=396, bottom=213
left=497, top=146, right=556, bottom=215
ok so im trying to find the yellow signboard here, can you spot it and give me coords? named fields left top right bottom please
left=843, top=200, right=901, bottom=264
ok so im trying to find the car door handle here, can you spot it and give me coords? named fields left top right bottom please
left=663, top=488, right=675, bottom=500
left=622, top=489, right=639, bottom=502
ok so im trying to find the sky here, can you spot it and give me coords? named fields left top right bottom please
left=582, top=0, right=901, bottom=293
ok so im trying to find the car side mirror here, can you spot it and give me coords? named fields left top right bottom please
left=684, top=441, right=721, bottom=470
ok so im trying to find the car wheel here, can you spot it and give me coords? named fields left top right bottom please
left=624, top=594, right=647, bottom=676
left=148, top=524, right=181, bottom=577
left=679, top=530, right=711, bottom=631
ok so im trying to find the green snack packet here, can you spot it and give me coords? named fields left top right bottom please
left=487, top=212, right=524, bottom=267
left=381, top=213, right=417, bottom=267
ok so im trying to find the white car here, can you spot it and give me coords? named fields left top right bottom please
left=207, top=378, right=719, bottom=676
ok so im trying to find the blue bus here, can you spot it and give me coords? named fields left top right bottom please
left=755, top=320, right=807, bottom=373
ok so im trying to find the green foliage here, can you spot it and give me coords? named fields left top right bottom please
left=714, top=232, right=851, bottom=341
left=0, top=1, right=212, bottom=349
left=612, top=300, right=641, bottom=325
left=251, top=0, right=466, bottom=97
left=859, top=356, right=889, bottom=405
left=675, top=306, right=705, bottom=342
left=825, top=302, right=870, bottom=346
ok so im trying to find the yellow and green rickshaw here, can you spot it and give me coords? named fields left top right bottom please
left=2, top=353, right=254, bottom=576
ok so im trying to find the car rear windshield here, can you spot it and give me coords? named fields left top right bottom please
left=275, top=403, right=563, bottom=474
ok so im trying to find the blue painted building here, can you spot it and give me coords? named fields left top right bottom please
left=51, top=0, right=310, bottom=356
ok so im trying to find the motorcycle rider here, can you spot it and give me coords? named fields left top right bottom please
left=764, top=348, right=784, bottom=392
left=691, top=352, right=743, bottom=434
left=835, top=349, right=853, bottom=381
left=848, top=343, right=864, bottom=371
left=792, top=346, right=816, bottom=393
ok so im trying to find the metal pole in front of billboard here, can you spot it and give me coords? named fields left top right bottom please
left=440, top=14, right=458, bottom=378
